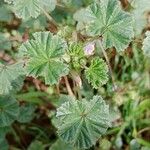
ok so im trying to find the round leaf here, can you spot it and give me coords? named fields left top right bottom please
left=0, top=62, right=24, bottom=95
left=56, top=96, right=111, bottom=149
left=5, top=0, right=57, bottom=20
left=129, top=0, right=150, bottom=35
left=85, top=58, right=109, bottom=89
left=0, top=96, right=19, bottom=127
left=0, top=126, right=10, bottom=139
left=19, top=31, right=69, bottom=85
left=17, top=104, right=36, bottom=123
left=74, top=0, right=134, bottom=52
left=0, top=138, right=9, bottom=150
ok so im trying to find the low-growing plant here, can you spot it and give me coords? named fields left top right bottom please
left=0, top=0, right=150, bottom=149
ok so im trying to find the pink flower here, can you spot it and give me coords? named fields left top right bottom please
left=84, top=42, right=95, bottom=56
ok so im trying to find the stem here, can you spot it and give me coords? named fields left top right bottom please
left=13, top=124, right=26, bottom=149
left=76, top=86, right=82, bottom=100
left=70, top=71, right=82, bottom=99
left=138, top=127, right=150, bottom=135
left=41, top=8, right=58, bottom=28
left=56, top=84, right=60, bottom=95
left=64, top=76, right=75, bottom=97
left=117, top=122, right=129, bottom=137
left=98, top=39, right=117, bottom=91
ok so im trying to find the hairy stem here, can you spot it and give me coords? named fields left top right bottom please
left=98, top=39, right=117, bottom=90
left=41, top=8, right=58, bottom=28
left=64, top=76, right=75, bottom=97
left=76, top=86, right=82, bottom=100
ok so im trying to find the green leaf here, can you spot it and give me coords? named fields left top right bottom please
left=130, top=139, right=141, bottom=150
left=142, top=147, right=150, bottom=150
left=56, top=95, right=111, bottom=149
left=6, top=0, right=57, bottom=20
left=50, top=139, right=78, bottom=150
left=61, top=0, right=82, bottom=8
left=50, top=94, right=74, bottom=108
left=20, top=15, right=47, bottom=31
left=17, top=104, right=36, bottom=123
left=28, top=140, right=44, bottom=150
left=0, top=138, right=9, bottom=150
left=0, top=5, right=13, bottom=22
left=136, top=138, right=150, bottom=148
left=0, top=62, right=24, bottom=95
left=99, top=138, right=111, bottom=150
left=0, top=95, right=19, bottom=127
left=0, top=126, right=10, bottom=139
left=85, top=58, right=108, bottom=89
left=142, top=31, right=150, bottom=56
left=74, top=0, right=134, bottom=52
left=129, top=0, right=150, bottom=35
left=0, top=33, right=12, bottom=50
left=19, top=31, right=69, bottom=85
left=68, top=43, right=85, bottom=70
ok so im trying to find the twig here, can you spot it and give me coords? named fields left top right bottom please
left=64, top=76, right=75, bottom=97
left=138, top=127, right=150, bottom=135
left=98, top=39, right=117, bottom=91
left=41, top=8, right=58, bottom=28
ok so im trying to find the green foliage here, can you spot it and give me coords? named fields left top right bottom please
left=5, top=0, right=57, bottom=20
left=19, top=31, right=69, bottom=85
left=0, top=0, right=150, bottom=149
left=17, top=104, right=36, bottom=123
left=55, top=96, right=111, bottom=149
left=142, top=31, right=150, bottom=56
left=130, top=139, right=141, bottom=150
left=28, top=140, right=45, bottom=150
left=0, top=5, right=13, bottom=22
left=0, top=62, right=24, bottom=95
left=20, top=15, right=47, bottom=31
left=74, top=0, right=134, bottom=51
left=0, top=95, right=19, bottom=127
left=0, top=126, right=10, bottom=139
left=68, top=43, right=85, bottom=70
left=85, top=58, right=108, bottom=89
left=0, top=33, right=12, bottom=51
left=4, top=0, right=13, bottom=4
left=0, top=138, right=9, bottom=150
left=61, top=0, right=92, bottom=8
left=99, top=138, right=111, bottom=150
left=50, top=139, right=78, bottom=150
left=129, top=0, right=150, bottom=35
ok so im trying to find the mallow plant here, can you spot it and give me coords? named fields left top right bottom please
left=1, top=0, right=150, bottom=149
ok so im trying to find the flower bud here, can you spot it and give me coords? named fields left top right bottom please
left=84, top=42, right=95, bottom=56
